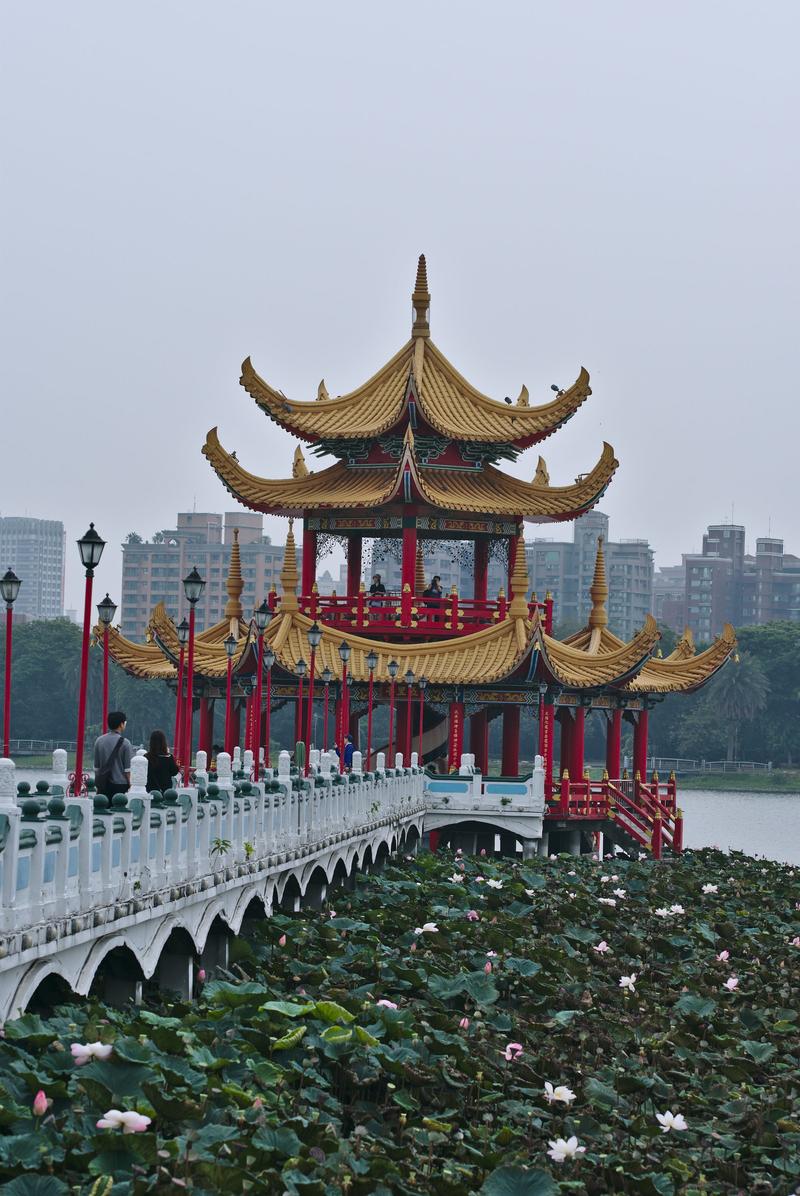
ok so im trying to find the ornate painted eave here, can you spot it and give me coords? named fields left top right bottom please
left=203, top=426, right=616, bottom=522
left=624, top=624, right=736, bottom=694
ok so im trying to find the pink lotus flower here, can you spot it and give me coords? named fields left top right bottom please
left=790, top=936, right=800, bottom=947
left=96, top=1108, right=152, bottom=1133
left=459, top=1017, right=470, bottom=1029
left=484, top=961, right=492, bottom=973
left=480, top=848, right=487, bottom=856
left=455, top=848, right=463, bottom=857
left=278, top=934, right=287, bottom=947
left=197, top=969, right=207, bottom=983
left=376, top=999, right=398, bottom=1009
left=32, top=1090, right=48, bottom=1118
left=466, top=910, right=479, bottom=922
left=409, top=942, right=417, bottom=952
left=70, top=1042, right=113, bottom=1066
left=592, top=940, right=610, bottom=954
left=724, top=976, right=739, bottom=991
left=503, top=1042, right=523, bottom=1061
left=328, top=910, right=337, bottom=918
left=716, top=949, right=730, bottom=962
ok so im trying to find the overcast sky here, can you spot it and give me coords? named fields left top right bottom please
left=2, top=2, right=798, bottom=612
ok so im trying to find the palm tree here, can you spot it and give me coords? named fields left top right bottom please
left=711, top=652, right=770, bottom=761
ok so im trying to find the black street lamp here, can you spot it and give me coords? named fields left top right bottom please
left=73, top=525, right=106, bottom=793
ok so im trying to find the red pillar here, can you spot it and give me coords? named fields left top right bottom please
left=501, top=705, right=521, bottom=776
left=633, top=708, right=649, bottom=779
left=396, top=702, right=408, bottom=766
left=231, top=701, right=241, bottom=754
left=302, top=526, right=317, bottom=599
left=570, top=707, right=586, bottom=779
left=349, top=710, right=360, bottom=745
left=401, top=521, right=417, bottom=593
left=448, top=700, right=465, bottom=770
left=539, top=697, right=555, bottom=787
left=198, top=698, right=213, bottom=755
left=474, top=539, right=489, bottom=604
left=346, top=536, right=362, bottom=597
left=470, top=709, right=489, bottom=774
left=559, top=710, right=572, bottom=778
left=606, top=709, right=622, bottom=778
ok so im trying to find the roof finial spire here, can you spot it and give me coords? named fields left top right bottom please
left=411, top=253, right=430, bottom=339
left=588, top=536, right=609, bottom=629
left=509, top=532, right=531, bottom=619
left=279, top=518, right=299, bottom=611
left=224, top=527, right=244, bottom=624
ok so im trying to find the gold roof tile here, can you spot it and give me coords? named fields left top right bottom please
left=625, top=624, right=736, bottom=693
left=540, top=615, right=661, bottom=688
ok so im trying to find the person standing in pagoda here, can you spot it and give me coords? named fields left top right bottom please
left=369, top=573, right=386, bottom=621
left=423, top=575, right=444, bottom=626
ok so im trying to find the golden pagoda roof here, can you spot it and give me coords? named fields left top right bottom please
left=539, top=616, right=661, bottom=689
left=239, top=257, right=592, bottom=448
left=203, top=426, right=617, bottom=522
left=99, top=626, right=177, bottom=680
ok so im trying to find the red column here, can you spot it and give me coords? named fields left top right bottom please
left=501, top=705, right=520, bottom=776
left=474, top=539, right=489, bottom=604
left=349, top=710, right=360, bottom=747
left=570, top=707, right=586, bottom=779
left=301, top=526, right=317, bottom=601
left=346, top=536, right=362, bottom=597
left=448, top=700, right=465, bottom=770
left=633, top=708, right=649, bottom=779
left=401, top=522, right=417, bottom=593
left=231, top=701, right=241, bottom=753
left=559, top=710, right=572, bottom=778
left=606, top=709, right=622, bottom=779
left=198, top=698, right=213, bottom=754
left=470, top=709, right=489, bottom=774
left=541, top=701, right=555, bottom=793
left=396, top=701, right=407, bottom=767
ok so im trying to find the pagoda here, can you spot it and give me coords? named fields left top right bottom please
left=104, top=257, right=735, bottom=855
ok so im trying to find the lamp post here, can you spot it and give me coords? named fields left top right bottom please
left=72, top=524, right=106, bottom=794
left=181, top=567, right=206, bottom=785
left=365, top=649, right=378, bottom=771
left=252, top=599, right=273, bottom=779
left=338, top=641, right=351, bottom=773
left=1, top=569, right=22, bottom=758
left=263, top=646, right=275, bottom=767
left=174, top=618, right=189, bottom=761
left=295, top=659, right=307, bottom=748
left=305, top=622, right=322, bottom=775
left=386, top=659, right=399, bottom=764
left=321, top=667, right=332, bottom=751
left=96, top=593, right=117, bottom=734
left=417, top=675, right=428, bottom=763
left=404, top=668, right=415, bottom=766
left=223, top=633, right=237, bottom=755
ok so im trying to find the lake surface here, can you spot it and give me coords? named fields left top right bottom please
left=9, top=770, right=800, bottom=865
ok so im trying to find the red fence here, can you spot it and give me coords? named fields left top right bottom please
left=546, top=773, right=682, bottom=858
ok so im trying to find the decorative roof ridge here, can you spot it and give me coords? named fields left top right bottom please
left=665, top=626, right=696, bottom=660
left=224, top=527, right=244, bottom=622
left=538, top=614, right=660, bottom=689
left=97, top=624, right=177, bottom=680
left=279, top=519, right=299, bottom=611
left=588, top=536, right=608, bottom=629
left=625, top=624, right=735, bottom=693
left=411, top=253, right=430, bottom=340
left=508, top=532, right=530, bottom=618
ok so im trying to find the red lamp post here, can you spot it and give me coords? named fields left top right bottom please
left=223, top=632, right=237, bottom=755
left=263, top=645, right=275, bottom=766
left=338, top=641, right=350, bottom=773
left=417, top=675, right=428, bottom=763
left=181, top=567, right=206, bottom=786
left=295, top=659, right=307, bottom=749
left=252, top=599, right=273, bottom=779
left=305, top=622, right=322, bottom=775
left=72, top=524, right=106, bottom=794
left=386, top=658, right=399, bottom=765
left=96, top=593, right=117, bottom=734
left=404, top=668, right=415, bottom=766
left=365, top=649, right=377, bottom=771
left=321, top=667, right=332, bottom=751
left=174, top=618, right=189, bottom=761
left=1, top=569, right=22, bottom=758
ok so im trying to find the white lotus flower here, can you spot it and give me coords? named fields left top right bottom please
left=96, top=1108, right=151, bottom=1133
left=449, top=873, right=465, bottom=883
left=544, top=1081, right=576, bottom=1105
left=486, top=878, right=503, bottom=889
left=524, top=889, right=536, bottom=897
left=593, top=940, right=610, bottom=954
left=724, top=976, right=739, bottom=991
left=547, top=1135, right=585, bottom=1162
left=669, top=903, right=685, bottom=915
left=70, top=1042, right=113, bottom=1066
left=716, top=949, right=730, bottom=961
left=656, top=1110, right=688, bottom=1133
left=654, top=907, right=670, bottom=917
left=619, top=973, right=637, bottom=992
left=600, top=875, right=611, bottom=883
left=598, top=897, right=617, bottom=907
left=701, top=883, right=718, bottom=894
left=613, top=888, right=626, bottom=899
left=414, top=922, right=439, bottom=935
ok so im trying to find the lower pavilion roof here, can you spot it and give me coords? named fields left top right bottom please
left=202, top=426, right=617, bottom=523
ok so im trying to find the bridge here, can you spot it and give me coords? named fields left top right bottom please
left=0, top=748, right=548, bottom=1022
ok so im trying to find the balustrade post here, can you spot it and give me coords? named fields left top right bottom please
left=672, top=808, right=683, bottom=854
left=559, top=768, right=571, bottom=817
left=52, top=748, right=69, bottom=792
left=0, top=760, right=20, bottom=930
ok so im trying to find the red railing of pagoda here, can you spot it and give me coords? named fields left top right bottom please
left=546, top=771, right=681, bottom=858
left=267, top=589, right=550, bottom=638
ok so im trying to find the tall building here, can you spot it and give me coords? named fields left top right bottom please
left=652, top=564, right=686, bottom=632
left=0, top=517, right=65, bottom=620
left=119, top=512, right=300, bottom=641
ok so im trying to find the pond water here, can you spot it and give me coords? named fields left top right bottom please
left=9, top=770, right=800, bottom=865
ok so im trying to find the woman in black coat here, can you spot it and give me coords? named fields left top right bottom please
left=145, top=728, right=180, bottom=793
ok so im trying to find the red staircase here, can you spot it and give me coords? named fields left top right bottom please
left=546, top=771, right=683, bottom=859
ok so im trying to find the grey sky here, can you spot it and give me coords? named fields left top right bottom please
left=2, top=1, right=798, bottom=612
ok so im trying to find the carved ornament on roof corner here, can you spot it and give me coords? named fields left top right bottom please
left=461, top=441, right=521, bottom=466
left=312, top=438, right=372, bottom=464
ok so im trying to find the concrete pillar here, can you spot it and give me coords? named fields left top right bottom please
left=537, top=831, right=550, bottom=857
left=156, top=950, right=194, bottom=1000
left=568, top=829, right=582, bottom=857
left=521, top=838, right=537, bottom=860
left=200, top=929, right=230, bottom=976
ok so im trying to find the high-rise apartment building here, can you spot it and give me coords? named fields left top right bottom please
left=119, top=512, right=301, bottom=641
left=0, top=517, right=65, bottom=620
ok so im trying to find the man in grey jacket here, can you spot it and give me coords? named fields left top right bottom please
left=93, top=710, right=133, bottom=797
